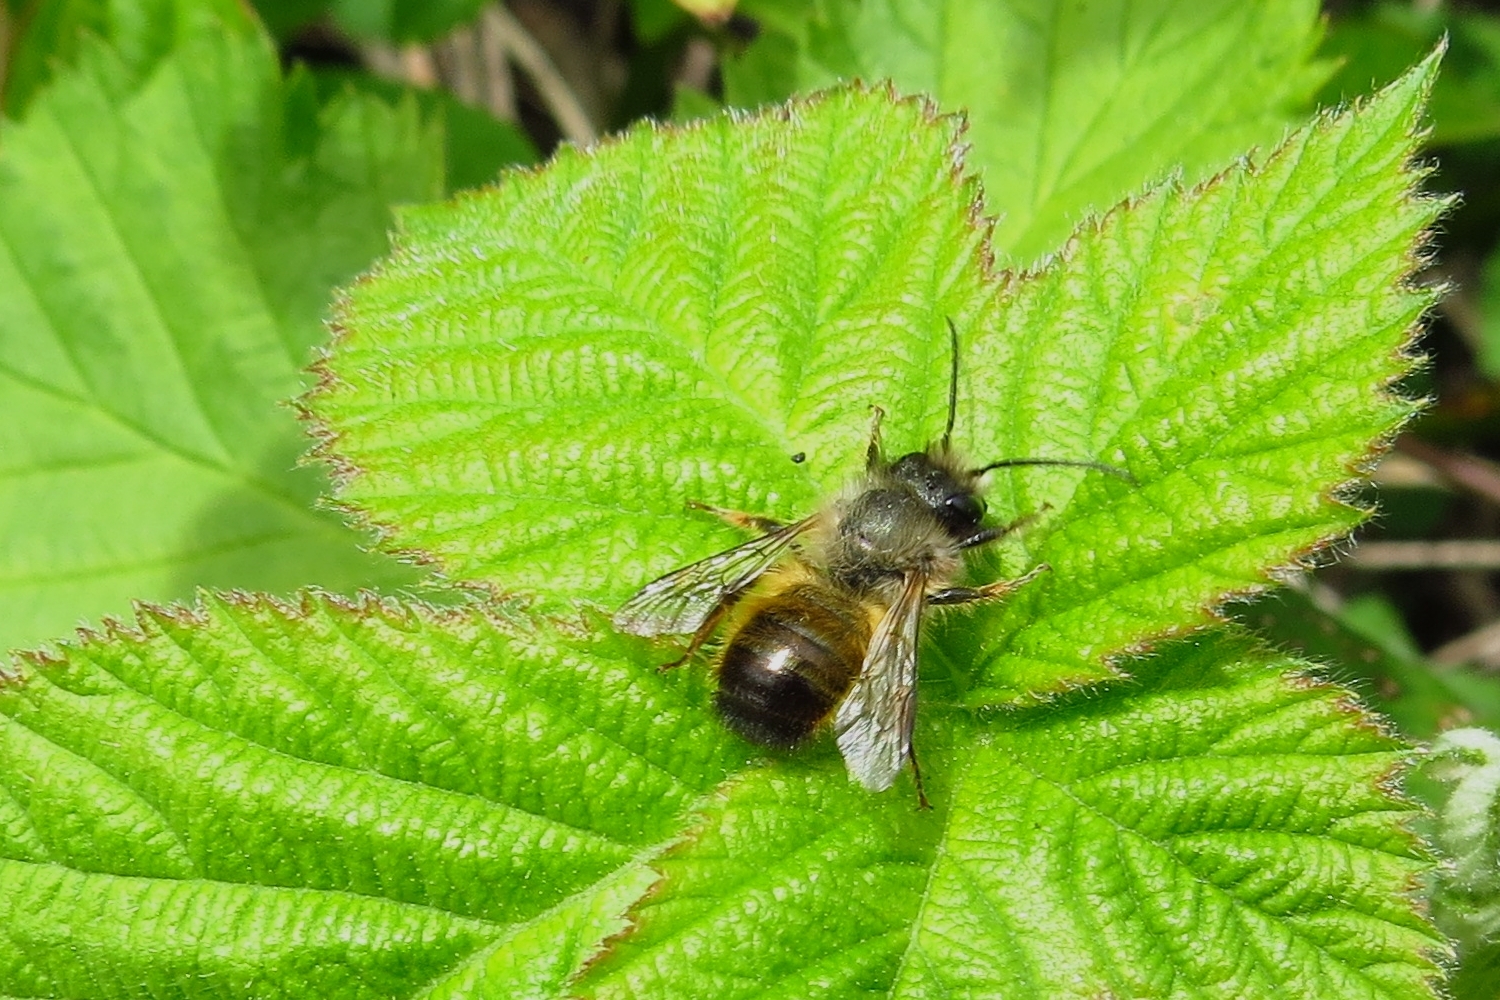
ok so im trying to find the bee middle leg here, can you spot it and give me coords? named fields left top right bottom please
left=908, top=745, right=932, bottom=810
left=686, top=501, right=785, bottom=534
left=658, top=595, right=740, bottom=671
left=926, top=563, right=1050, bottom=606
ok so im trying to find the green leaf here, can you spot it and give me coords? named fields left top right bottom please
left=1, top=0, right=255, bottom=118
left=310, top=68, right=540, bottom=194
left=1480, top=245, right=1500, bottom=380
left=668, top=82, right=721, bottom=123
left=328, top=0, right=487, bottom=44
left=249, top=0, right=333, bottom=39
left=1417, top=729, right=1500, bottom=951
left=0, top=591, right=744, bottom=998
left=308, top=62, right=1441, bottom=702
left=1412, top=727, right=1500, bottom=1000
left=1340, top=591, right=1426, bottom=662
left=1450, top=943, right=1500, bottom=1000
left=578, top=631, right=1442, bottom=999
left=727, top=0, right=1332, bottom=261
left=0, top=23, right=439, bottom=654
left=957, top=52, right=1440, bottom=699
left=629, top=0, right=690, bottom=43
left=0, top=594, right=1444, bottom=998
left=309, top=87, right=984, bottom=622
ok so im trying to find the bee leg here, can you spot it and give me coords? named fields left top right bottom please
left=658, top=594, right=740, bottom=671
left=685, top=501, right=785, bottom=533
left=866, top=405, right=886, bottom=470
left=926, top=563, right=1050, bottom=605
left=908, top=745, right=932, bottom=810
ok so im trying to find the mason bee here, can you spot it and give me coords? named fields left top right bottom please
left=614, top=322, right=1125, bottom=805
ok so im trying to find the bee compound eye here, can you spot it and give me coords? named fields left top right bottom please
left=947, top=493, right=983, bottom=520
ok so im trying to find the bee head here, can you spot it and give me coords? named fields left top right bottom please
left=888, top=450, right=986, bottom=537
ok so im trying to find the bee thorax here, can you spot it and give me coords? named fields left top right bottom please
left=826, top=488, right=960, bottom=589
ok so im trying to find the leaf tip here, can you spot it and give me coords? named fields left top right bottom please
left=1355, top=39, right=1446, bottom=153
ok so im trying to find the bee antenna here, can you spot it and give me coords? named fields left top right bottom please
left=942, top=318, right=960, bottom=452
left=972, top=458, right=1138, bottom=485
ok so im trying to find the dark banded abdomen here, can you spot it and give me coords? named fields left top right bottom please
left=715, top=583, right=873, bottom=747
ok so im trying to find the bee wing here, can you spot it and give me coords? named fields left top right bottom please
left=612, top=516, right=817, bottom=637
left=834, top=570, right=926, bottom=792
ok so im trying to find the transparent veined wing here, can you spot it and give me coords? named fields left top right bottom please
left=834, top=570, right=926, bottom=792
left=612, top=516, right=817, bottom=637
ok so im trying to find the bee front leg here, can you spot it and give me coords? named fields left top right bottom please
left=955, top=504, right=1052, bottom=550
left=686, top=501, right=786, bottom=534
left=926, top=563, right=1050, bottom=605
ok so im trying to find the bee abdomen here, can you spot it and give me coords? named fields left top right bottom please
left=716, top=584, right=872, bottom=748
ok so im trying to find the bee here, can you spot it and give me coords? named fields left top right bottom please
left=614, top=321, right=1125, bottom=805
